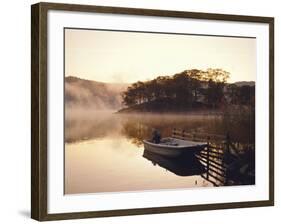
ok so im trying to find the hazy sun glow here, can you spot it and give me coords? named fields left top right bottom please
left=65, top=29, right=256, bottom=83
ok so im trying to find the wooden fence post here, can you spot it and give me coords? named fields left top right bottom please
left=206, top=136, right=210, bottom=179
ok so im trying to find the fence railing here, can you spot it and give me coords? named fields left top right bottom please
left=171, top=128, right=236, bottom=186
left=172, top=128, right=227, bottom=144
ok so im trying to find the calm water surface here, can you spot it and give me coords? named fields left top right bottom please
left=65, top=111, right=252, bottom=194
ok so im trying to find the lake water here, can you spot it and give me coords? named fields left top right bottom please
left=65, top=111, right=253, bottom=194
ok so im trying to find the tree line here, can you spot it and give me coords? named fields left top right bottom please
left=122, top=68, right=254, bottom=110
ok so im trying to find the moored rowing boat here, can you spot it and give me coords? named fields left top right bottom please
left=143, top=137, right=207, bottom=158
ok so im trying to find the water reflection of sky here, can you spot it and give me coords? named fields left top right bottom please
left=65, top=137, right=212, bottom=194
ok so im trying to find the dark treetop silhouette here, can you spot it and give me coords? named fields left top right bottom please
left=120, top=68, right=255, bottom=113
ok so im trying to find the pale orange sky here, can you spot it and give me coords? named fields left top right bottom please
left=65, top=29, right=256, bottom=83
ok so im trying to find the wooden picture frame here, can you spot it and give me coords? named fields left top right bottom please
left=31, top=2, right=274, bottom=221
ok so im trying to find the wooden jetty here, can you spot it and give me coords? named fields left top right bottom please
left=172, top=128, right=255, bottom=186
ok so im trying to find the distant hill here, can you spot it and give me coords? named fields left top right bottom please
left=65, top=76, right=129, bottom=110
left=65, top=76, right=255, bottom=112
left=233, top=81, right=255, bottom=87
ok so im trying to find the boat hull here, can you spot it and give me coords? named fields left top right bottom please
left=143, top=141, right=182, bottom=157
left=143, top=139, right=206, bottom=158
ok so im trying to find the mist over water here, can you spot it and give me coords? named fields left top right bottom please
left=65, top=108, right=252, bottom=144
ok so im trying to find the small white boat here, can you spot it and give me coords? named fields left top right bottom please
left=143, top=137, right=207, bottom=158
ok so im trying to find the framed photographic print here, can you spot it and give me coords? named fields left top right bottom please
left=31, top=2, right=274, bottom=221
